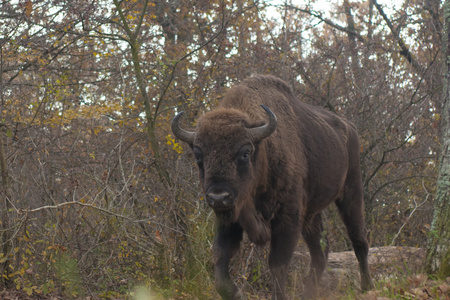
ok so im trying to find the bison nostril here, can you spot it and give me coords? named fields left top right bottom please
left=207, top=191, right=231, bottom=202
left=206, top=188, right=234, bottom=211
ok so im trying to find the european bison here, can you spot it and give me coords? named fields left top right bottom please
left=171, top=75, right=373, bottom=299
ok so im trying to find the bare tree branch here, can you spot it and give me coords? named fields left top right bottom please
left=371, top=0, right=424, bottom=74
left=286, top=4, right=367, bottom=43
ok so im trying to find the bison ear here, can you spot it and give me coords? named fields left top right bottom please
left=247, top=105, right=277, bottom=141
left=171, top=111, right=196, bottom=144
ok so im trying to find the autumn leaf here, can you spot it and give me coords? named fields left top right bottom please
left=25, top=0, right=32, bottom=17
left=155, top=230, right=162, bottom=243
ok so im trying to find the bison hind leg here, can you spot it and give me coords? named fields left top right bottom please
left=335, top=186, right=374, bottom=292
left=301, top=212, right=329, bottom=299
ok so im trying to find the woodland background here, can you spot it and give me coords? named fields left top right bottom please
left=0, top=0, right=446, bottom=298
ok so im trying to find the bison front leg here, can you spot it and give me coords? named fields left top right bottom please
left=269, top=218, right=301, bottom=300
left=238, top=208, right=271, bottom=246
left=213, top=222, right=244, bottom=300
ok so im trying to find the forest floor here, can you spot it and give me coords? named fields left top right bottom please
left=246, top=246, right=450, bottom=300
left=0, top=246, right=449, bottom=299
left=312, top=246, right=450, bottom=299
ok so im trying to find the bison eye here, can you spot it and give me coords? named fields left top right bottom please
left=193, top=147, right=203, bottom=168
left=241, top=152, right=249, bottom=161
left=237, top=144, right=252, bottom=164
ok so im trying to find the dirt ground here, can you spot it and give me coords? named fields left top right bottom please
left=248, top=246, right=449, bottom=299
left=307, top=246, right=449, bottom=299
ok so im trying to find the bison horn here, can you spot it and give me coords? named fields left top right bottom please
left=248, top=105, right=277, bottom=141
left=171, top=111, right=196, bottom=144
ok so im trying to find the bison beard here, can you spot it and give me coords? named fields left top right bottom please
left=172, top=75, right=374, bottom=299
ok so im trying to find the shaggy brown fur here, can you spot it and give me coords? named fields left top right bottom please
left=172, top=75, right=373, bottom=300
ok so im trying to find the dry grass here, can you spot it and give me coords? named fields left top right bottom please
left=1, top=247, right=449, bottom=299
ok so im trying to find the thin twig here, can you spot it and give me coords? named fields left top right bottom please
left=390, top=180, right=430, bottom=246
left=23, top=201, right=131, bottom=220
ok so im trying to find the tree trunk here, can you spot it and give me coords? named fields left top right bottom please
left=0, top=133, right=12, bottom=286
left=0, top=34, right=12, bottom=287
left=425, top=0, right=450, bottom=278
left=113, top=0, right=171, bottom=187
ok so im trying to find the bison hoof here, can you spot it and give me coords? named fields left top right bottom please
left=234, top=290, right=245, bottom=300
left=216, top=282, right=244, bottom=300
left=218, top=289, right=244, bottom=300
left=361, top=276, right=375, bottom=292
left=302, top=286, right=318, bottom=300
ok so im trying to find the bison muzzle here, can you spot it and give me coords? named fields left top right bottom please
left=172, top=75, right=373, bottom=299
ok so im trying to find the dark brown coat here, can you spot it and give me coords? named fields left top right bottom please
left=172, top=75, right=373, bottom=299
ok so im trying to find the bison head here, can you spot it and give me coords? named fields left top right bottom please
left=172, top=105, right=277, bottom=222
